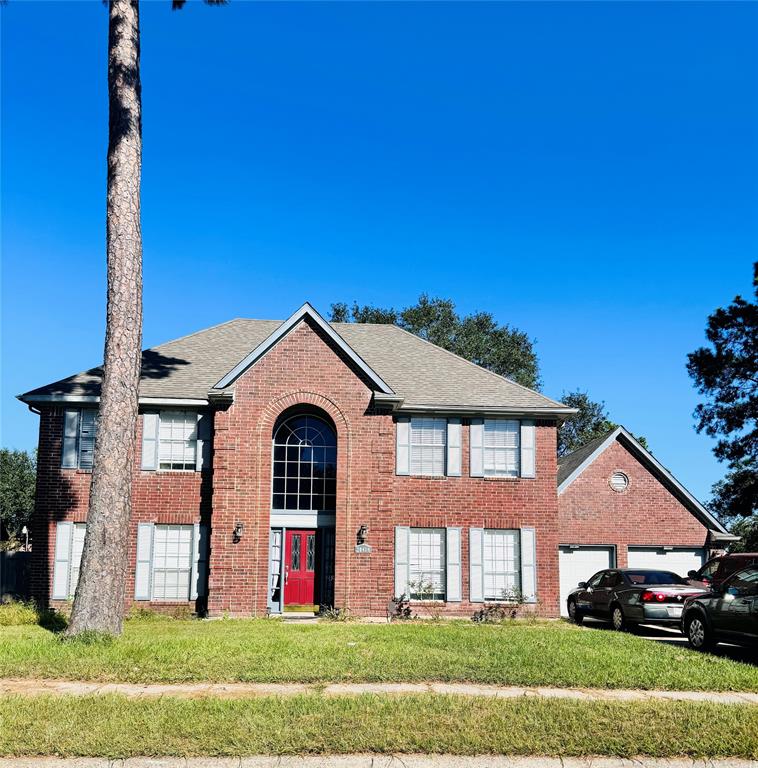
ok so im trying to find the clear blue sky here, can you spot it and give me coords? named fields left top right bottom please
left=2, top=1, right=757, bottom=502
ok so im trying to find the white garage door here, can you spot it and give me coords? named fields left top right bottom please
left=627, top=547, right=704, bottom=578
left=558, top=546, right=614, bottom=617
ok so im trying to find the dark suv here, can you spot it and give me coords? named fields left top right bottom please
left=688, top=553, right=758, bottom=590
left=682, top=566, right=758, bottom=651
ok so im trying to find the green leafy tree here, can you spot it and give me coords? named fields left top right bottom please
left=557, top=391, right=615, bottom=456
left=0, top=449, right=36, bottom=542
left=330, top=295, right=540, bottom=389
left=687, top=263, right=757, bottom=525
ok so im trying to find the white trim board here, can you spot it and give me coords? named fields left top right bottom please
left=557, top=426, right=728, bottom=535
left=213, top=303, right=395, bottom=394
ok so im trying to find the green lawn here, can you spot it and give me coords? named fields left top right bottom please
left=1, top=694, right=756, bottom=758
left=2, top=617, right=757, bottom=691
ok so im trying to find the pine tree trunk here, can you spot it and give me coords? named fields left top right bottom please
left=67, top=0, right=142, bottom=637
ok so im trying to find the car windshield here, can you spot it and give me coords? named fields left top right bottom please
left=624, top=570, right=686, bottom=585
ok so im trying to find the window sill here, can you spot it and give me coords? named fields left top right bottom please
left=483, top=475, right=525, bottom=481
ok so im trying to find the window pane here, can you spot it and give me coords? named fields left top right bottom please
left=272, top=414, right=337, bottom=511
left=291, top=535, right=301, bottom=571
left=483, top=420, right=520, bottom=477
left=306, top=535, right=316, bottom=572
left=151, top=524, right=194, bottom=601
left=409, top=419, right=446, bottom=476
left=409, top=528, right=446, bottom=600
left=483, top=529, right=520, bottom=600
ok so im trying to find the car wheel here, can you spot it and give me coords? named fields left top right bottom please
left=611, top=604, right=626, bottom=632
left=685, top=613, right=713, bottom=651
left=568, top=599, right=583, bottom=625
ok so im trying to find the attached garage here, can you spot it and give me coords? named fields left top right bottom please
left=558, top=545, right=614, bottom=617
left=627, top=546, right=704, bottom=577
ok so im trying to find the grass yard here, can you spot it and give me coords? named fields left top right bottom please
left=1, top=617, right=757, bottom=691
left=0, top=693, right=756, bottom=758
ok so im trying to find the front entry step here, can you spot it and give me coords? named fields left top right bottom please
left=283, top=604, right=319, bottom=613
left=282, top=611, right=317, bottom=622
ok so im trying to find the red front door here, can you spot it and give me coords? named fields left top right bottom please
left=284, top=529, right=316, bottom=606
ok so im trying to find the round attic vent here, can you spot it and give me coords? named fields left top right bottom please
left=609, top=471, right=629, bottom=492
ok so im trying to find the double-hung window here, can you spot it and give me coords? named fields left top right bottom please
left=159, top=411, right=198, bottom=470
left=409, top=418, right=447, bottom=476
left=483, top=419, right=520, bottom=477
left=151, top=524, right=194, bottom=601
left=483, top=529, right=520, bottom=600
left=61, top=409, right=98, bottom=469
left=409, top=528, right=446, bottom=600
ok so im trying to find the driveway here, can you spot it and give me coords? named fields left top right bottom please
left=580, top=616, right=758, bottom=666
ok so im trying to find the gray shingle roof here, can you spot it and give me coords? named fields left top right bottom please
left=19, top=317, right=570, bottom=414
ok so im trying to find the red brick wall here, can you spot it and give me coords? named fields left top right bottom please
left=32, top=318, right=561, bottom=617
left=557, top=440, right=709, bottom=566
left=31, top=406, right=210, bottom=610
left=208, top=319, right=560, bottom=617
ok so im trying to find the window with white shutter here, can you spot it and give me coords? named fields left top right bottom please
left=483, top=529, right=520, bottom=600
left=409, top=418, right=447, bottom=476
left=151, top=524, right=194, bottom=600
left=409, top=528, right=446, bottom=600
left=158, top=411, right=198, bottom=471
left=483, top=419, right=520, bottom=477
left=61, top=410, right=98, bottom=469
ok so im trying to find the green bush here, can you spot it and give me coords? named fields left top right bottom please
left=0, top=599, right=67, bottom=632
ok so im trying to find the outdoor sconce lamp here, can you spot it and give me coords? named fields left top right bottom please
left=357, top=525, right=368, bottom=545
left=233, top=522, right=244, bottom=543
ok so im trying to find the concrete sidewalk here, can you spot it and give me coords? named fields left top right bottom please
left=0, top=757, right=756, bottom=768
left=0, top=678, right=756, bottom=704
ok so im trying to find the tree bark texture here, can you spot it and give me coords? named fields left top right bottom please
left=67, top=0, right=142, bottom=636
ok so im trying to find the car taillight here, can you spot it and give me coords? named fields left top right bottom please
left=641, top=590, right=667, bottom=602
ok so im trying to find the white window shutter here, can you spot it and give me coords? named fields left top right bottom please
left=61, top=410, right=80, bottom=469
left=190, top=523, right=210, bottom=600
left=469, top=527, right=484, bottom=602
left=520, top=420, right=536, bottom=478
left=134, top=523, right=154, bottom=600
left=469, top=419, right=484, bottom=477
left=52, top=522, right=73, bottom=599
left=396, top=418, right=410, bottom=475
left=520, top=527, right=537, bottom=603
left=446, top=527, right=462, bottom=602
left=394, top=526, right=410, bottom=599
left=141, top=412, right=160, bottom=470
left=196, top=413, right=212, bottom=471
left=446, top=419, right=461, bottom=477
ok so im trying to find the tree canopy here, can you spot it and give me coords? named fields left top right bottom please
left=687, top=263, right=757, bottom=523
left=0, top=449, right=36, bottom=542
left=330, top=295, right=540, bottom=390
left=557, top=390, right=648, bottom=457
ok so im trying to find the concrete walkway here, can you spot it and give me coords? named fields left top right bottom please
left=0, top=757, right=756, bottom=768
left=0, top=678, right=756, bottom=704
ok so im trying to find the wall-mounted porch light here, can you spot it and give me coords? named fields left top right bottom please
left=233, top=522, right=244, bottom=543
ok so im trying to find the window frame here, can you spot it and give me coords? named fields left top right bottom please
left=482, top=529, right=521, bottom=601
left=150, top=524, right=194, bottom=602
left=482, top=419, right=520, bottom=478
left=67, top=523, right=87, bottom=598
left=158, top=410, right=199, bottom=471
left=408, top=527, right=446, bottom=601
left=61, top=409, right=98, bottom=470
left=409, top=418, right=447, bottom=477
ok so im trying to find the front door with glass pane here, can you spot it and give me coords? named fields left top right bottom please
left=284, top=529, right=316, bottom=607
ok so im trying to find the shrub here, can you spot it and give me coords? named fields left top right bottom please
left=386, top=596, right=415, bottom=622
left=471, top=588, right=540, bottom=624
left=319, top=606, right=352, bottom=622
left=0, top=599, right=67, bottom=632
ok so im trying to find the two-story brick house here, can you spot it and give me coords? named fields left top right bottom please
left=19, top=303, right=576, bottom=617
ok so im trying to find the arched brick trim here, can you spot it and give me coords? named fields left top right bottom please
left=253, top=390, right=353, bottom=611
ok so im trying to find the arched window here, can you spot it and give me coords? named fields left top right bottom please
left=272, top=414, right=337, bottom=512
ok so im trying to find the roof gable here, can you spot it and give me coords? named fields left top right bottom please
left=557, top=427, right=727, bottom=534
left=212, top=303, right=395, bottom=395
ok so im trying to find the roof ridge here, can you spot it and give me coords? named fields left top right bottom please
left=389, top=325, right=566, bottom=408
